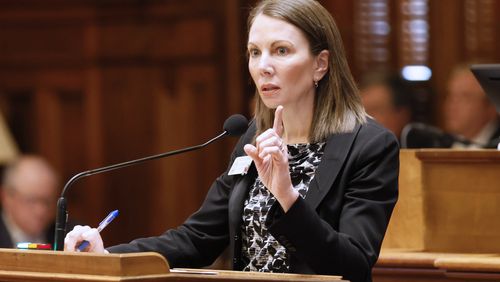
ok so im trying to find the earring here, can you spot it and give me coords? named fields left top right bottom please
left=314, top=80, right=319, bottom=88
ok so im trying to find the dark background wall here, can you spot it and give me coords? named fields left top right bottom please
left=0, top=0, right=498, bottom=247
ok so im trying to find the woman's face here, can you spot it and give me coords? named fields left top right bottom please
left=248, top=14, right=319, bottom=111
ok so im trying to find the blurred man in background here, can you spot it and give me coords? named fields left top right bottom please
left=0, top=155, right=59, bottom=248
left=444, top=65, right=500, bottom=148
left=360, top=72, right=414, bottom=140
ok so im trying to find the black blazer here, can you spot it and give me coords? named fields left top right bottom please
left=485, top=120, right=500, bottom=148
left=108, top=118, right=399, bottom=282
left=0, top=214, right=56, bottom=248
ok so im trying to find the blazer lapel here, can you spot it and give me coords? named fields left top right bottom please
left=228, top=165, right=256, bottom=228
left=305, top=124, right=361, bottom=209
left=228, top=121, right=257, bottom=227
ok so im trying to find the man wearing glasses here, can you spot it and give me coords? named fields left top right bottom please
left=0, top=155, right=59, bottom=248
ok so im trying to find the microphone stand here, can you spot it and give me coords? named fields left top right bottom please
left=54, top=131, right=228, bottom=251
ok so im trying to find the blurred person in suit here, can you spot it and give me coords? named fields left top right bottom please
left=444, top=65, right=500, bottom=148
left=359, top=72, right=414, bottom=141
left=0, top=155, right=59, bottom=248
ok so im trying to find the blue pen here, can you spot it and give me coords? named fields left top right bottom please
left=77, top=210, right=119, bottom=252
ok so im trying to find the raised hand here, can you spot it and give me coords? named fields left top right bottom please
left=244, top=106, right=299, bottom=211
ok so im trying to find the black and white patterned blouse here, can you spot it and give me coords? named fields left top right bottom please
left=241, top=142, right=326, bottom=272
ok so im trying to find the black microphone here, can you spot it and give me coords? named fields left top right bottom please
left=54, top=114, right=249, bottom=251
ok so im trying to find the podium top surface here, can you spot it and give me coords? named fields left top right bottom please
left=0, top=248, right=169, bottom=276
left=402, top=148, right=500, bottom=162
left=0, top=248, right=346, bottom=282
left=377, top=249, right=500, bottom=275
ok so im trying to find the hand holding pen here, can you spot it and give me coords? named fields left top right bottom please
left=64, top=210, right=118, bottom=253
left=77, top=210, right=119, bottom=252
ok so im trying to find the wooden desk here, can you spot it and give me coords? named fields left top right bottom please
left=373, top=250, right=500, bottom=282
left=375, top=150, right=500, bottom=281
left=373, top=250, right=447, bottom=282
left=383, top=149, right=500, bottom=253
left=436, top=256, right=500, bottom=281
left=0, top=248, right=346, bottom=282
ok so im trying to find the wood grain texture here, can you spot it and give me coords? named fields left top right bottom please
left=382, top=149, right=500, bottom=253
left=0, top=249, right=346, bottom=282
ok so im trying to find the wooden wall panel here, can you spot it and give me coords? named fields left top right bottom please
left=0, top=93, right=37, bottom=153
left=0, top=26, right=86, bottom=65
left=429, top=0, right=465, bottom=127
left=98, top=67, right=159, bottom=241
left=96, top=19, right=216, bottom=59
left=151, top=19, right=217, bottom=58
left=150, top=64, right=225, bottom=235
left=0, top=0, right=248, bottom=247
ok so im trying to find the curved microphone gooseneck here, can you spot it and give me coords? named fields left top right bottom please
left=54, top=114, right=248, bottom=251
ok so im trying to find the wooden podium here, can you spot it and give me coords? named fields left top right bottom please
left=0, top=248, right=346, bottom=282
left=374, top=250, right=500, bottom=281
left=374, top=149, right=500, bottom=282
left=382, top=149, right=500, bottom=252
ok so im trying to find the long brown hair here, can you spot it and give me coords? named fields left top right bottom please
left=248, top=0, right=366, bottom=143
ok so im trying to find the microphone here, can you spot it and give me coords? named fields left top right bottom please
left=400, top=123, right=473, bottom=148
left=54, top=114, right=249, bottom=251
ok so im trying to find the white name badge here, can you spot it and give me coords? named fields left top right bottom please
left=228, top=156, right=253, bottom=175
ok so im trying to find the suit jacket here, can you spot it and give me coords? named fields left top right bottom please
left=485, top=120, right=500, bottom=148
left=0, top=214, right=56, bottom=248
left=108, top=118, right=399, bottom=282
